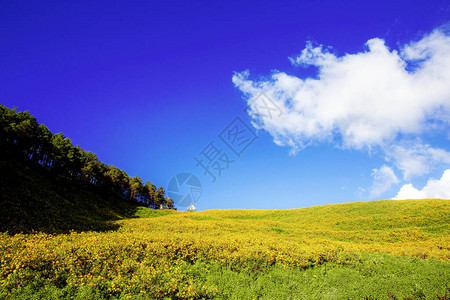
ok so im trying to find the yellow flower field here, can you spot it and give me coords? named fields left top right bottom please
left=0, top=199, right=449, bottom=299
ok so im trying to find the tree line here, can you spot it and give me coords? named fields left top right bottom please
left=0, top=104, right=174, bottom=209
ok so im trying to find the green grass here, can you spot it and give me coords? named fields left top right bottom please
left=4, top=254, right=450, bottom=299
left=203, top=254, right=450, bottom=300
left=133, top=206, right=179, bottom=218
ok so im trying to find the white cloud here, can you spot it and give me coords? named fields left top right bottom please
left=386, top=142, right=450, bottom=180
left=233, top=27, right=450, bottom=179
left=393, top=169, right=450, bottom=199
left=369, top=165, right=399, bottom=197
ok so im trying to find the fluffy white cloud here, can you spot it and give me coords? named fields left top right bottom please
left=369, top=165, right=399, bottom=197
left=233, top=28, right=450, bottom=180
left=393, top=169, right=450, bottom=199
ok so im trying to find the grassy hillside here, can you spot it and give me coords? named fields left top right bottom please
left=0, top=160, right=140, bottom=234
left=1, top=200, right=449, bottom=299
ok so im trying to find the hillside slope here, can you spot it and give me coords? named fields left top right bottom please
left=123, top=199, right=450, bottom=261
left=0, top=104, right=174, bottom=235
left=1, top=200, right=448, bottom=299
left=0, top=160, right=140, bottom=234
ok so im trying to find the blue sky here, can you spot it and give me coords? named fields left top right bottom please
left=1, top=1, right=449, bottom=210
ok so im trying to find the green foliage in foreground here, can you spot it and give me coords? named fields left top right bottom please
left=3, top=254, right=450, bottom=299
left=207, top=254, right=450, bottom=300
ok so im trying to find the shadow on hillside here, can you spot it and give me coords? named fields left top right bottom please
left=0, top=160, right=141, bottom=235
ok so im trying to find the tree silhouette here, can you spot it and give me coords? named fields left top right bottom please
left=0, top=104, right=173, bottom=208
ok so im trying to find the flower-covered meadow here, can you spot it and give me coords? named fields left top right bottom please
left=1, top=199, right=449, bottom=299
